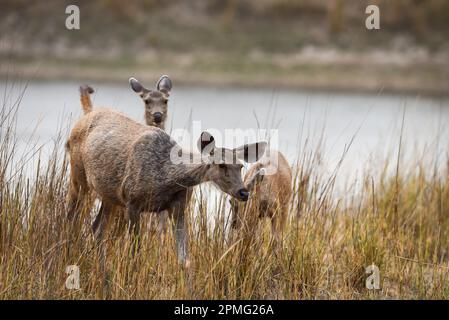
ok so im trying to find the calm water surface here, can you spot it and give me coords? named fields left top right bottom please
left=2, top=80, right=448, bottom=193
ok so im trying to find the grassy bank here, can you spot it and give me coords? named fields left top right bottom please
left=1, top=91, right=449, bottom=299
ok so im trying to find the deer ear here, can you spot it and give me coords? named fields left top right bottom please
left=129, top=77, right=146, bottom=95
left=235, top=142, right=267, bottom=163
left=156, top=75, right=172, bottom=96
left=197, top=131, right=215, bottom=155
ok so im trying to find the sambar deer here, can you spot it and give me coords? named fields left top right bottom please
left=129, top=75, right=172, bottom=130
left=66, top=87, right=267, bottom=264
left=231, top=150, right=292, bottom=239
left=129, top=75, right=175, bottom=232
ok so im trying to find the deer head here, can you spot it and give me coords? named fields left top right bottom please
left=129, top=75, right=172, bottom=129
left=198, top=131, right=267, bottom=201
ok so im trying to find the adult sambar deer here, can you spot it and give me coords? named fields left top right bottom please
left=66, top=88, right=266, bottom=263
left=130, top=75, right=175, bottom=232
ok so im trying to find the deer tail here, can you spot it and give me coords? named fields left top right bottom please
left=79, top=85, right=94, bottom=114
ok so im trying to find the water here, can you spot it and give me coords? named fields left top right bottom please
left=2, top=80, right=448, bottom=188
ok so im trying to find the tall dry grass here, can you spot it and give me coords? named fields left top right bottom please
left=0, top=93, right=448, bottom=299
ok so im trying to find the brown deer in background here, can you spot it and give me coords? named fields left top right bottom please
left=129, top=75, right=172, bottom=130
left=231, top=150, right=292, bottom=239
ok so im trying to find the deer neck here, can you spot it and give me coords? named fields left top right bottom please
left=171, top=156, right=210, bottom=189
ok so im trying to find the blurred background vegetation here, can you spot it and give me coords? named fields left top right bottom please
left=1, top=0, right=448, bottom=94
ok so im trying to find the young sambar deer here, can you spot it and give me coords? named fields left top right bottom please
left=129, top=75, right=172, bottom=130
left=66, top=87, right=267, bottom=264
left=231, top=150, right=292, bottom=239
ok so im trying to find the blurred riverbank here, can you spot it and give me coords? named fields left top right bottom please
left=1, top=0, right=449, bottom=96
left=3, top=46, right=448, bottom=96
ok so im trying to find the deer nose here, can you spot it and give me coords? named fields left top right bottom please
left=237, top=188, right=249, bottom=201
left=153, top=112, right=163, bottom=123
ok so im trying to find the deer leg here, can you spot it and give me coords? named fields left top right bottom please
left=66, top=182, right=85, bottom=221
left=66, top=159, right=88, bottom=221
left=168, top=192, right=188, bottom=266
left=126, top=202, right=141, bottom=237
left=111, top=206, right=127, bottom=236
left=125, top=202, right=141, bottom=255
left=173, top=210, right=188, bottom=266
left=156, top=210, right=169, bottom=236
left=92, top=202, right=113, bottom=277
left=92, top=202, right=113, bottom=243
left=270, top=205, right=287, bottom=242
